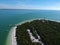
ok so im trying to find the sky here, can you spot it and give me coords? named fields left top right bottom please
left=0, top=0, right=60, bottom=10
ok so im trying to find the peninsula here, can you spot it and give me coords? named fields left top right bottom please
left=16, top=19, right=60, bottom=45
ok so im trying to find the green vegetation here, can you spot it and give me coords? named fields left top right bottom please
left=16, top=19, right=60, bottom=45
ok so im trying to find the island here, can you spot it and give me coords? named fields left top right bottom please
left=16, top=19, right=60, bottom=45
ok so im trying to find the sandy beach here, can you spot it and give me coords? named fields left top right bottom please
left=11, top=27, right=17, bottom=45
left=6, top=26, right=17, bottom=45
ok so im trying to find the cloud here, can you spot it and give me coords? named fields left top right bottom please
left=0, top=3, right=60, bottom=10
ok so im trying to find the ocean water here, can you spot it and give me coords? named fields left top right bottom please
left=0, top=9, right=60, bottom=45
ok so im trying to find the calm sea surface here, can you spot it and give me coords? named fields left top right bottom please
left=0, top=9, right=60, bottom=45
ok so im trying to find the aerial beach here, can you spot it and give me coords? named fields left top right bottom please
left=6, top=19, right=60, bottom=45
left=6, top=18, right=60, bottom=45
left=1, top=0, right=60, bottom=45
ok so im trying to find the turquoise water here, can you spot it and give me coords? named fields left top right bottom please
left=0, top=9, right=60, bottom=45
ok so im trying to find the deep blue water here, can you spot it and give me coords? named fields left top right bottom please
left=0, top=9, right=60, bottom=45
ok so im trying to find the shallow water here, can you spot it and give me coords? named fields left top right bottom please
left=0, top=9, right=60, bottom=45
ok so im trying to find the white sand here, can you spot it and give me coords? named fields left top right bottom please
left=6, top=26, right=17, bottom=45
left=11, top=27, right=17, bottom=45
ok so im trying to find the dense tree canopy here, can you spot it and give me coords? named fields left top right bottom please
left=16, top=19, right=60, bottom=45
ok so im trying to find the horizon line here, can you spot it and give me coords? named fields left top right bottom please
left=0, top=9, right=60, bottom=10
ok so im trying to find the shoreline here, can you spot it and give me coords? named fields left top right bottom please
left=6, top=26, right=17, bottom=45
left=6, top=19, right=35, bottom=45
left=6, top=18, right=60, bottom=45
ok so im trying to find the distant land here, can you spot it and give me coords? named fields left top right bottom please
left=0, top=9, right=60, bottom=10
